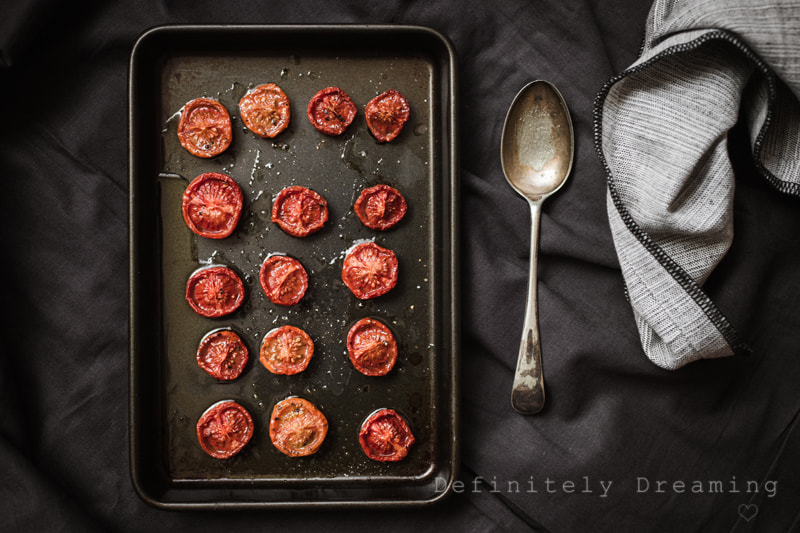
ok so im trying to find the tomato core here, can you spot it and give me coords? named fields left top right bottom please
left=347, top=318, right=398, bottom=376
left=307, top=87, right=357, bottom=136
left=259, top=255, right=309, bottom=306
left=185, top=266, right=245, bottom=317
left=342, top=242, right=399, bottom=299
left=354, top=184, right=407, bottom=231
left=269, top=397, right=328, bottom=457
left=182, top=172, right=243, bottom=239
left=196, top=400, right=254, bottom=459
left=358, top=408, right=415, bottom=462
left=260, top=325, right=314, bottom=375
left=177, top=98, right=233, bottom=158
left=364, top=89, right=410, bottom=142
left=196, top=329, right=249, bottom=380
left=271, top=185, right=329, bottom=237
left=239, top=83, right=291, bottom=138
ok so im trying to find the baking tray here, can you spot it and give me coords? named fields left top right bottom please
left=128, top=25, right=459, bottom=508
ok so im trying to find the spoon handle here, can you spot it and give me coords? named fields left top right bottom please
left=511, top=200, right=545, bottom=414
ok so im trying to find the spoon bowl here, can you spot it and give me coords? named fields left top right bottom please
left=500, top=80, right=574, bottom=414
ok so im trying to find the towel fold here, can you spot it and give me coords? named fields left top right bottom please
left=594, top=0, right=800, bottom=369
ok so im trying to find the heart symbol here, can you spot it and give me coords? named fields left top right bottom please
left=738, top=504, right=758, bottom=522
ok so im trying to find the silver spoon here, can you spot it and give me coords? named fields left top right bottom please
left=500, top=80, right=574, bottom=414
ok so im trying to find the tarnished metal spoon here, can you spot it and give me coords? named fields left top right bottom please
left=500, top=80, right=574, bottom=414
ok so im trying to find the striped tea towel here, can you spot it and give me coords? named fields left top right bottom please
left=594, top=0, right=800, bottom=369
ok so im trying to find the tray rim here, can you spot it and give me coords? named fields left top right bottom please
left=128, top=22, right=460, bottom=509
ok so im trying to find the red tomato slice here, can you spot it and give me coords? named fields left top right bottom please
left=185, top=266, right=245, bottom=317
left=239, top=83, right=291, bottom=138
left=196, top=329, right=249, bottom=380
left=347, top=318, right=398, bottom=376
left=259, top=255, right=309, bottom=306
left=358, top=408, right=415, bottom=462
left=177, top=97, right=233, bottom=158
left=342, top=242, right=398, bottom=299
left=271, top=185, right=329, bottom=237
left=269, top=397, right=328, bottom=457
left=306, top=86, right=357, bottom=136
left=364, top=89, right=410, bottom=142
left=181, top=172, right=243, bottom=239
left=354, top=184, right=407, bottom=231
left=196, top=400, right=254, bottom=459
left=260, top=325, right=314, bottom=375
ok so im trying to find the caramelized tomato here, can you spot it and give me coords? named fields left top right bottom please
left=196, top=400, right=254, bottom=459
left=271, top=185, right=329, bottom=237
left=358, top=408, right=415, bottom=462
left=185, top=266, right=245, bottom=317
left=260, top=325, right=314, bottom=375
left=354, top=184, right=407, bottom=231
left=177, top=97, right=232, bottom=158
left=269, top=397, right=328, bottom=457
left=239, top=83, right=291, bottom=138
left=181, top=172, right=243, bottom=239
left=347, top=318, right=398, bottom=376
left=307, top=87, right=357, bottom=136
left=342, top=242, right=398, bottom=299
left=196, top=329, right=249, bottom=380
left=364, top=89, right=410, bottom=142
left=259, top=255, right=309, bottom=306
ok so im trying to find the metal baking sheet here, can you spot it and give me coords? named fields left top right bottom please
left=128, top=24, right=458, bottom=508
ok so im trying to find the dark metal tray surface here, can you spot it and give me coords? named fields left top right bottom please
left=129, top=24, right=458, bottom=508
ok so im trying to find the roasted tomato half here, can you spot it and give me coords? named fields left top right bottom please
left=196, top=328, right=249, bottom=380
left=271, top=185, right=329, bottom=237
left=347, top=318, right=398, bottom=376
left=358, top=408, right=415, bottom=462
left=185, top=266, right=245, bottom=318
left=182, top=172, right=243, bottom=239
left=239, top=83, right=291, bottom=138
left=269, top=397, right=328, bottom=457
left=354, top=184, right=407, bottom=231
left=364, top=89, right=410, bottom=142
left=342, top=242, right=398, bottom=299
left=177, top=97, right=233, bottom=158
left=259, top=255, right=309, bottom=306
left=260, top=325, right=314, bottom=375
left=196, top=400, right=254, bottom=459
left=307, top=86, right=357, bottom=136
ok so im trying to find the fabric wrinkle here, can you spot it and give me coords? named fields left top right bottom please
left=595, top=0, right=800, bottom=368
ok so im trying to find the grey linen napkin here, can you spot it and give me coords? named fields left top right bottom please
left=594, top=0, right=800, bottom=369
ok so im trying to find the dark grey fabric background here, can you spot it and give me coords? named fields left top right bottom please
left=1, top=1, right=798, bottom=531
